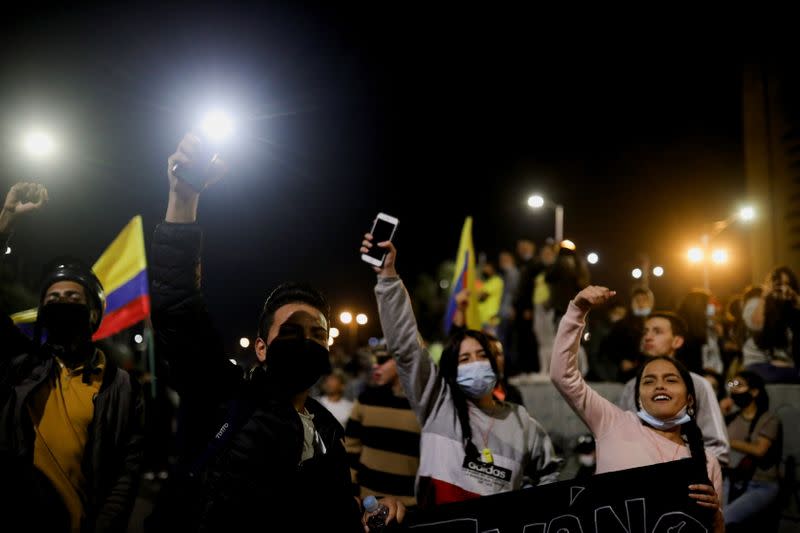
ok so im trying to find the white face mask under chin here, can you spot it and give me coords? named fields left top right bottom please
left=636, top=404, right=691, bottom=430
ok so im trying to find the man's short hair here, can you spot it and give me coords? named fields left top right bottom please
left=257, top=282, right=330, bottom=340
left=646, top=311, right=687, bottom=338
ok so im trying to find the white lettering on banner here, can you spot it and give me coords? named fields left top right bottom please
left=411, top=499, right=709, bottom=533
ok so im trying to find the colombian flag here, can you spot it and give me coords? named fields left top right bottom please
left=444, top=216, right=481, bottom=333
left=11, top=216, right=150, bottom=340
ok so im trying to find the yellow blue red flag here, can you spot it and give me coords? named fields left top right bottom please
left=11, top=215, right=150, bottom=340
left=444, top=216, right=481, bottom=332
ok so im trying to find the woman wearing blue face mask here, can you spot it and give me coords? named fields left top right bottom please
left=361, top=234, right=559, bottom=508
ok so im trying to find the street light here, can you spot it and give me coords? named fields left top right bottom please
left=587, top=252, right=599, bottom=265
left=330, top=327, right=340, bottom=339
left=739, top=206, right=755, bottom=222
left=134, top=334, right=143, bottom=344
left=239, top=337, right=250, bottom=348
left=340, top=311, right=353, bottom=325
left=356, top=313, right=368, bottom=325
left=688, top=247, right=704, bottom=263
left=527, top=193, right=564, bottom=243
left=527, top=195, right=545, bottom=208
left=652, top=266, right=665, bottom=278
left=690, top=205, right=754, bottom=290
left=711, top=249, right=729, bottom=265
left=632, top=268, right=643, bottom=279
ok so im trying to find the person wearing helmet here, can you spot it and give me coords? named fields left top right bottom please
left=0, top=182, right=143, bottom=533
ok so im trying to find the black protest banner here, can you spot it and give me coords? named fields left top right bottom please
left=407, top=458, right=714, bottom=532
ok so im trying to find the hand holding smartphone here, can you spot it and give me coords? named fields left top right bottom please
left=361, top=213, right=398, bottom=267
left=171, top=135, right=222, bottom=192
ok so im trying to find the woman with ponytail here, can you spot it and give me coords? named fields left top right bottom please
left=723, top=370, right=782, bottom=528
left=551, top=286, right=724, bottom=533
left=363, top=235, right=558, bottom=508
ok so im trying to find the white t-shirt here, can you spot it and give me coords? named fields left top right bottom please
left=318, top=397, right=354, bottom=429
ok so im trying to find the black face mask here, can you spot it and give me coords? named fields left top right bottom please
left=39, top=303, right=93, bottom=347
left=731, top=391, right=754, bottom=409
left=264, top=337, right=332, bottom=395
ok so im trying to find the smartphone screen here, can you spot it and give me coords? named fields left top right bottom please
left=366, top=218, right=397, bottom=262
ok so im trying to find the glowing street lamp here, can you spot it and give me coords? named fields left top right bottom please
left=632, top=268, right=643, bottom=280
left=652, top=266, right=665, bottom=278
left=330, top=327, right=340, bottom=338
left=739, top=206, right=755, bottom=222
left=527, top=194, right=545, bottom=208
left=687, top=247, right=704, bottom=263
left=356, top=313, right=368, bottom=326
left=711, top=249, right=729, bottom=265
left=340, top=311, right=353, bottom=325
left=239, top=337, right=250, bottom=348
left=587, top=252, right=599, bottom=265
left=527, top=193, right=564, bottom=242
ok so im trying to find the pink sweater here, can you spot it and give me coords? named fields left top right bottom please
left=551, top=302, right=723, bottom=498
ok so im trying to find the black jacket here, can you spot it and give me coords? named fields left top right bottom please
left=0, top=316, right=144, bottom=533
left=147, top=222, right=362, bottom=533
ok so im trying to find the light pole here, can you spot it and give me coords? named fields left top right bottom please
left=527, top=194, right=564, bottom=243
left=690, top=206, right=754, bottom=291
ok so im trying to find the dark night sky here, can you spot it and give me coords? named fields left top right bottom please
left=1, top=5, right=754, bottom=350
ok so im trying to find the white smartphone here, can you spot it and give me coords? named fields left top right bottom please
left=362, top=213, right=399, bottom=267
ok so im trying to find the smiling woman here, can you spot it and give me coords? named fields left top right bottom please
left=551, top=286, right=725, bottom=533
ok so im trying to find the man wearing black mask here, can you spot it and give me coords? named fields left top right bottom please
left=146, top=133, right=404, bottom=532
left=0, top=183, right=143, bottom=533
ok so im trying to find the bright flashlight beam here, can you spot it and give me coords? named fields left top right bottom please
left=200, top=110, right=234, bottom=141
left=24, top=131, right=56, bottom=158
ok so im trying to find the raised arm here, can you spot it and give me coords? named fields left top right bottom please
left=151, top=134, right=237, bottom=400
left=1, top=183, right=48, bottom=370
left=550, top=286, right=626, bottom=438
left=362, top=234, right=445, bottom=425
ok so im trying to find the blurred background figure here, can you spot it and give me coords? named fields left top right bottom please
left=345, top=342, right=421, bottom=508
left=318, top=369, right=354, bottom=428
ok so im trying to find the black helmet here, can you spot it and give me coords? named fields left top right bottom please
left=39, top=257, right=106, bottom=332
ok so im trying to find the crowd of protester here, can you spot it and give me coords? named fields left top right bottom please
left=1, top=133, right=797, bottom=532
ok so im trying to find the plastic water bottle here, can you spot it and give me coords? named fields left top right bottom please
left=363, top=495, right=390, bottom=531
